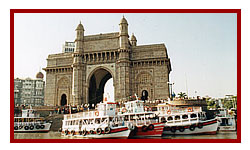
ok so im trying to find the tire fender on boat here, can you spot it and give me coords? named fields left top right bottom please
left=147, top=124, right=154, bottom=130
left=96, top=128, right=102, bottom=135
left=65, top=130, right=69, bottom=135
left=24, top=126, right=29, bottom=130
left=40, top=124, right=45, bottom=129
left=82, top=129, right=87, bottom=136
left=189, top=125, right=196, bottom=131
left=197, top=123, right=203, bottom=129
left=35, top=125, right=40, bottom=129
left=71, top=130, right=75, bottom=136
left=30, top=125, right=34, bottom=130
left=170, top=126, right=176, bottom=133
left=142, top=125, right=148, bottom=132
left=104, top=127, right=111, bottom=134
left=14, top=126, right=18, bottom=130
left=179, top=126, right=185, bottom=132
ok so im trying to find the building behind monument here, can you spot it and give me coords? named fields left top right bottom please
left=14, top=72, right=45, bottom=106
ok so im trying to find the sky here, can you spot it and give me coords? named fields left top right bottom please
left=14, top=13, right=237, bottom=99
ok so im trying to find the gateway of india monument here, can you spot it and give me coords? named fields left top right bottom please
left=43, top=16, right=172, bottom=107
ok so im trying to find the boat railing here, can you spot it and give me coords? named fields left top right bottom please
left=133, top=119, right=158, bottom=126
left=166, top=117, right=199, bottom=125
left=64, top=110, right=108, bottom=120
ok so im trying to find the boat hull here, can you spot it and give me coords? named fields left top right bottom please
left=62, top=127, right=130, bottom=139
left=130, top=122, right=165, bottom=137
left=162, top=119, right=218, bottom=135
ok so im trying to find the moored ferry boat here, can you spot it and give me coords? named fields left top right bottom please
left=118, top=98, right=165, bottom=137
left=217, top=108, right=236, bottom=131
left=61, top=102, right=131, bottom=139
left=14, top=108, right=51, bottom=133
left=155, top=103, right=218, bottom=135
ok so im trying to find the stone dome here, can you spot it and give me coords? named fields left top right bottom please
left=76, top=22, right=84, bottom=30
left=131, top=33, right=137, bottom=41
left=36, top=72, right=44, bottom=79
left=120, top=16, right=128, bottom=24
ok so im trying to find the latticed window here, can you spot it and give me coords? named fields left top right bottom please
left=138, top=73, right=152, bottom=84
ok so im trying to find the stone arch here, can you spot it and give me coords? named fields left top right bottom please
left=57, top=77, right=71, bottom=106
left=87, top=66, right=115, bottom=108
left=60, top=94, right=67, bottom=106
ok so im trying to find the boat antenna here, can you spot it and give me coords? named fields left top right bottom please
left=185, top=73, right=189, bottom=98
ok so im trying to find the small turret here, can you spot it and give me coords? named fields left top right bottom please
left=74, top=21, right=84, bottom=53
left=130, top=33, right=137, bottom=46
left=119, top=16, right=129, bottom=49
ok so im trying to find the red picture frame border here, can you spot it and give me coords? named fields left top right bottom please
left=10, top=9, right=241, bottom=143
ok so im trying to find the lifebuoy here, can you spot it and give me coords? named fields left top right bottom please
left=189, top=125, right=195, bottom=131
left=30, top=125, right=34, bottom=130
left=197, top=123, right=203, bottom=129
left=187, top=107, right=193, bottom=112
left=95, top=111, right=99, bottom=116
left=14, top=126, right=18, bottom=130
left=122, top=108, right=127, bottom=113
left=167, top=110, right=171, bottom=115
left=104, top=127, right=111, bottom=134
left=24, top=126, right=29, bottom=130
left=179, top=126, right=185, bottom=132
left=142, top=125, right=148, bottom=132
left=147, top=124, right=154, bottom=130
left=147, top=107, right=152, bottom=111
left=96, top=128, right=102, bottom=135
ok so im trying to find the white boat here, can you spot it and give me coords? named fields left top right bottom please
left=217, top=108, right=236, bottom=131
left=14, top=108, right=51, bottom=133
left=155, top=103, right=218, bottom=135
left=61, top=102, right=131, bottom=139
left=118, top=98, right=165, bottom=137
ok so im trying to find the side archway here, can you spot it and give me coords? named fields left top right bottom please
left=57, top=77, right=70, bottom=106
left=136, top=71, right=153, bottom=100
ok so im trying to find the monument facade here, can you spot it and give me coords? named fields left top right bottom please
left=44, top=16, right=172, bottom=107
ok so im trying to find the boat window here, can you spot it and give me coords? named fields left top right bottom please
left=167, top=116, right=173, bottom=121
left=191, top=114, right=197, bottom=118
left=221, top=118, right=229, bottom=126
left=182, top=115, right=188, bottom=119
left=175, top=115, right=180, bottom=120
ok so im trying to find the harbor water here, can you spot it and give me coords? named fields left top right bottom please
left=14, top=131, right=237, bottom=139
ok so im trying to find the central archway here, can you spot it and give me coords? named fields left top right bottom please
left=88, top=68, right=113, bottom=108
left=61, top=94, right=67, bottom=106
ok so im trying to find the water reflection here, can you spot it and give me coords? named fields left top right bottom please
left=14, top=131, right=237, bottom=139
